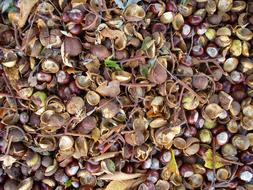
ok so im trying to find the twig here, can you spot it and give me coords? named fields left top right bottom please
left=156, top=59, right=206, bottom=103
left=37, top=132, right=91, bottom=138
left=211, top=140, right=216, bottom=189
left=120, top=55, right=147, bottom=64
left=120, top=83, right=156, bottom=87
left=0, top=92, right=29, bottom=100
left=12, top=23, right=21, bottom=48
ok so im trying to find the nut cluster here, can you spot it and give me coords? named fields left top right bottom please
left=0, top=0, right=253, bottom=190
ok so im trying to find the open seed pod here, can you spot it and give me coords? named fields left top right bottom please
left=242, top=116, right=253, bottom=130
left=1, top=50, right=17, bottom=67
left=241, top=58, right=253, bottom=73
left=17, top=177, right=33, bottom=190
left=25, top=151, right=41, bottom=170
left=46, top=96, right=65, bottom=113
left=183, top=137, right=200, bottom=156
left=30, top=91, right=47, bottom=114
left=45, top=159, right=58, bottom=176
left=66, top=96, right=85, bottom=115
left=86, top=91, right=100, bottom=106
left=75, top=75, right=92, bottom=90
left=236, top=28, right=253, bottom=41
left=230, top=40, right=242, bottom=57
left=223, top=57, right=238, bottom=72
left=99, top=100, right=119, bottom=119
left=135, top=143, right=152, bottom=161
left=83, top=13, right=100, bottom=31
left=73, top=136, right=88, bottom=159
left=133, top=117, right=149, bottom=131
left=172, top=13, right=184, bottom=30
left=148, top=58, right=167, bottom=84
left=96, top=80, right=120, bottom=98
left=173, top=137, right=186, bottom=150
left=7, top=125, right=26, bottom=142
left=41, top=59, right=59, bottom=73
left=154, top=126, right=181, bottom=149
left=218, top=0, right=233, bottom=12
left=38, top=137, right=57, bottom=151
left=182, top=92, right=199, bottom=110
left=40, top=110, right=66, bottom=132
left=204, top=103, right=225, bottom=120
left=78, top=170, right=97, bottom=186
left=82, top=54, right=100, bottom=72
left=123, top=4, right=145, bottom=22
left=59, top=136, right=74, bottom=151
left=111, top=71, right=132, bottom=83
left=149, top=118, right=167, bottom=129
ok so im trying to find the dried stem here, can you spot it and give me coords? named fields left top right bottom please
left=120, top=55, right=147, bottom=64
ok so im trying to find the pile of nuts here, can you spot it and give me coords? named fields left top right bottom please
left=0, top=0, right=253, bottom=189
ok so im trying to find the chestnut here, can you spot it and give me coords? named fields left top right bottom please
left=142, top=158, right=152, bottom=169
left=186, top=110, right=199, bottom=125
left=188, top=15, right=203, bottom=26
left=239, top=151, right=253, bottom=165
left=138, top=181, right=156, bottom=190
left=36, top=72, right=52, bottom=82
left=159, top=151, right=171, bottom=164
left=19, top=112, right=29, bottom=124
left=192, top=74, right=209, bottom=90
left=150, top=158, right=160, bottom=170
left=191, top=45, right=204, bottom=56
left=69, top=24, right=82, bottom=35
left=151, top=23, right=167, bottom=34
left=79, top=186, right=93, bottom=190
left=56, top=70, right=70, bottom=84
left=69, top=81, right=81, bottom=94
left=146, top=170, right=159, bottom=183
left=184, top=126, right=197, bottom=137
left=180, top=164, right=194, bottom=178
left=216, top=131, right=229, bottom=146
left=237, top=166, right=253, bottom=182
left=86, top=161, right=101, bottom=173
left=68, top=9, right=84, bottom=24
left=65, top=161, right=79, bottom=176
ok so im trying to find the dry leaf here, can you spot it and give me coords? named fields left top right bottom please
left=3, top=66, right=20, bottom=91
left=162, top=149, right=179, bottom=175
left=15, top=0, right=39, bottom=28
left=99, top=172, right=144, bottom=181
left=91, top=151, right=120, bottom=162
left=0, top=155, right=17, bottom=169
left=105, top=180, right=136, bottom=190
left=71, top=0, right=87, bottom=7
left=203, top=149, right=225, bottom=169
left=96, top=80, right=121, bottom=98
left=91, top=127, right=101, bottom=142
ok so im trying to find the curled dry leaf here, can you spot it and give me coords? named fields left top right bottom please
left=64, top=37, right=82, bottom=57
left=17, top=177, right=33, bottom=190
left=204, top=103, right=224, bottom=120
left=99, top=172, right=144, bottom=181
left=148, top=62, right=167, bottom=84
left=9, top=0, right=39, bottom=28
left=123, top=4, right=145, bottom=22
left=0, top=155, right=16, bottom=169
left=105, top=180, right=138, bottom=190
left=203, top=149, right=225, bottom=169
left=96, top=80, right=121, bottom=98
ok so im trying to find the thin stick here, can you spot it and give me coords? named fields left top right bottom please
left=120, top=83, right=156, bottom=87
left=211, top=140, right=216, bottom=189
left=156, top=60, right=206, bottom=103
left=120, top=55, right=147, bottom=64
left=0, top=92, right=29, bottom=100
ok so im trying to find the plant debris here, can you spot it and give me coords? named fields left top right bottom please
left=0, top=0, right=253, bottom=189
